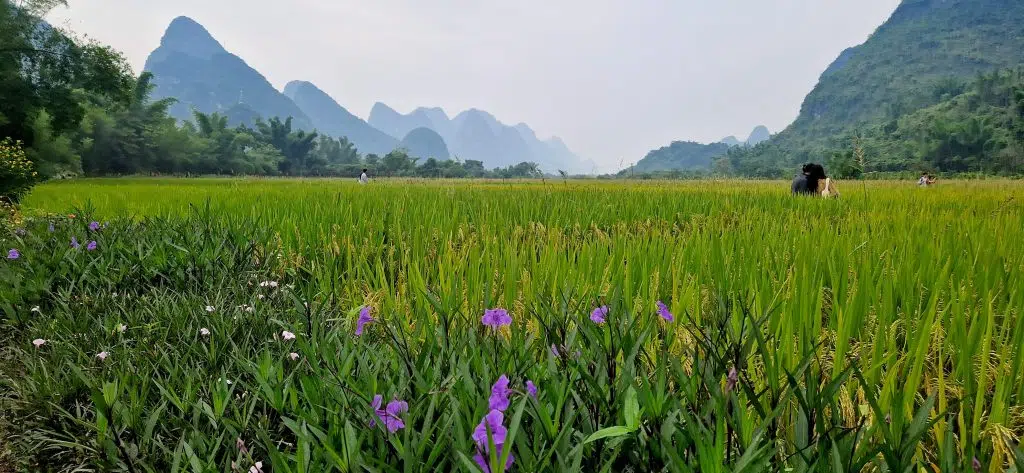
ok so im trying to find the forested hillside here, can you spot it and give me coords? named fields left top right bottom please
left=629, top=141, right=732, bottom=174
left=729, top=0, right=1024, bottom=176
left=724, top=68, right=1024, bottom=177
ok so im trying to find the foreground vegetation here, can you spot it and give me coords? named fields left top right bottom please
left=2, top=178, right=1023, bottom=472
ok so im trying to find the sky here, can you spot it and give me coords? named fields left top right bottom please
left=48, top=0, right=901, bottom=172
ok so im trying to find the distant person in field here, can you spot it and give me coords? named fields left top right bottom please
left=359, top=169, right=369, bottom=184
left=791, top=163, right=826, bottom=195
left=918, top=173, right=936, bottom=186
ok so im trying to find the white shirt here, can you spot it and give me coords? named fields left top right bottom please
left=359, top=172, right=368, bottom=184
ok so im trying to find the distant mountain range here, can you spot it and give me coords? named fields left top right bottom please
left=719, top=126, right=771, bottom=147
left=719, top=136, right=743, bottom=147
left=143, top=16, right=589, bottom=172
left=282, top=81, right=398, bottom=155
left=369, top=103, right=591, bottom=173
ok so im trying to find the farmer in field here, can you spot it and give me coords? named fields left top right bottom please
left=359, top=169, right=369, bottom=184
left=791, top=163, right=825, bottom=195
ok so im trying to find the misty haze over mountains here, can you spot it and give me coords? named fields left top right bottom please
left=369, top=103, right=592, bottom=173
left=720, top=125, right=771, bottom=148
left=142, top=16, right=591, bottom=173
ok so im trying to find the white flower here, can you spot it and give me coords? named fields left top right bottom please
left=249, top=461, right=263, bottom=473
left=257, top=294, right=265, bottom=300
left=200, top=328, right=211, bottom=336
left=31, top=306, right=41, bottom=313
left=96, top=351, right=109, bottom=361
left=281, top=331, right=296, bottom=341
left=32, top=338, right=47, bottom=348
left=288, top=352, right=300, bottom=361
left=205, top=305, right=215, bottom=313
left=116, top=324, right=127, bottom=333
left=218, top=377, right=233, bottom=385
left=238, top=304, right=255, bottom=313
left=112, top=292, right=118, bottom=297
left=259, top=281, right=278, bottom=288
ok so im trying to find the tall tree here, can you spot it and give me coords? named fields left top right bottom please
left=254, top=116, right=317, bottom=175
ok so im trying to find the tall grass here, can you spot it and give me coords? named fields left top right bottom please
left=2, top=178, right=1022, bottom=472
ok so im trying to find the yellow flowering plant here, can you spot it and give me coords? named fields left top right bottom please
left=0, top=137, right=39, bottom=204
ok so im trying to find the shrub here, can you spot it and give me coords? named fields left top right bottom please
left=0, top=138, right=39, bottom=204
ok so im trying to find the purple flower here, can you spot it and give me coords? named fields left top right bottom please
left=550, top=344, right=560, bottom=357
left=7, top=249, right=19, bottom=260
left=89, top=221, right=100, bottom=231
left=489, top=375, right=511, bottom=412
left=972, top=457, right=981, bottom=473
left=473, top=445, right=514, bottom=473
left=355, top=306, right=373, bottom=336
left=48, top=222, right=55, bottom=232
left=472, top=410, right=508, bottom=447
left=472, top=410, right=514, bottom=472
left=590, top=305, right=609, bottom=324
left=70, top=237, right=80, bottom=249
left=525, top=380, right=537, bottom=399
left=726, top=366, right=738, bottom=393
left=86, top=241, right=97, bottom=251
left=481, top=308, right=512, bottom=329
left=370, top=395, right=408, bottom=433
left=236, top=437, right=249, bottom=455
left=656, top=301, right=674, bottom=322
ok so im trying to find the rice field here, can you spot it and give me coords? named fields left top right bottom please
left=2, top=178, right=1023, bottom=472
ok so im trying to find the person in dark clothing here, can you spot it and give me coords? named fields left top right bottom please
left=792, top=163, right=826, bottom=195
left=791, top=163, right=828, bottom=195
left=791, top=172, right=811, bottom=195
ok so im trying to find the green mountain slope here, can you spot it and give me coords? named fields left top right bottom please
left=740, top=0, right=1024, bottom=174
left=853, top=69, right=1024, bottom=173
left=143, top=17, right=312, bottom=130
left=630, top=141, right=731, bottom=173
left=283, top=81, right=398, bottom=155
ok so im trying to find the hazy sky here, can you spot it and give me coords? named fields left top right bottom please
left=49, top=0, right=901, bottom=171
